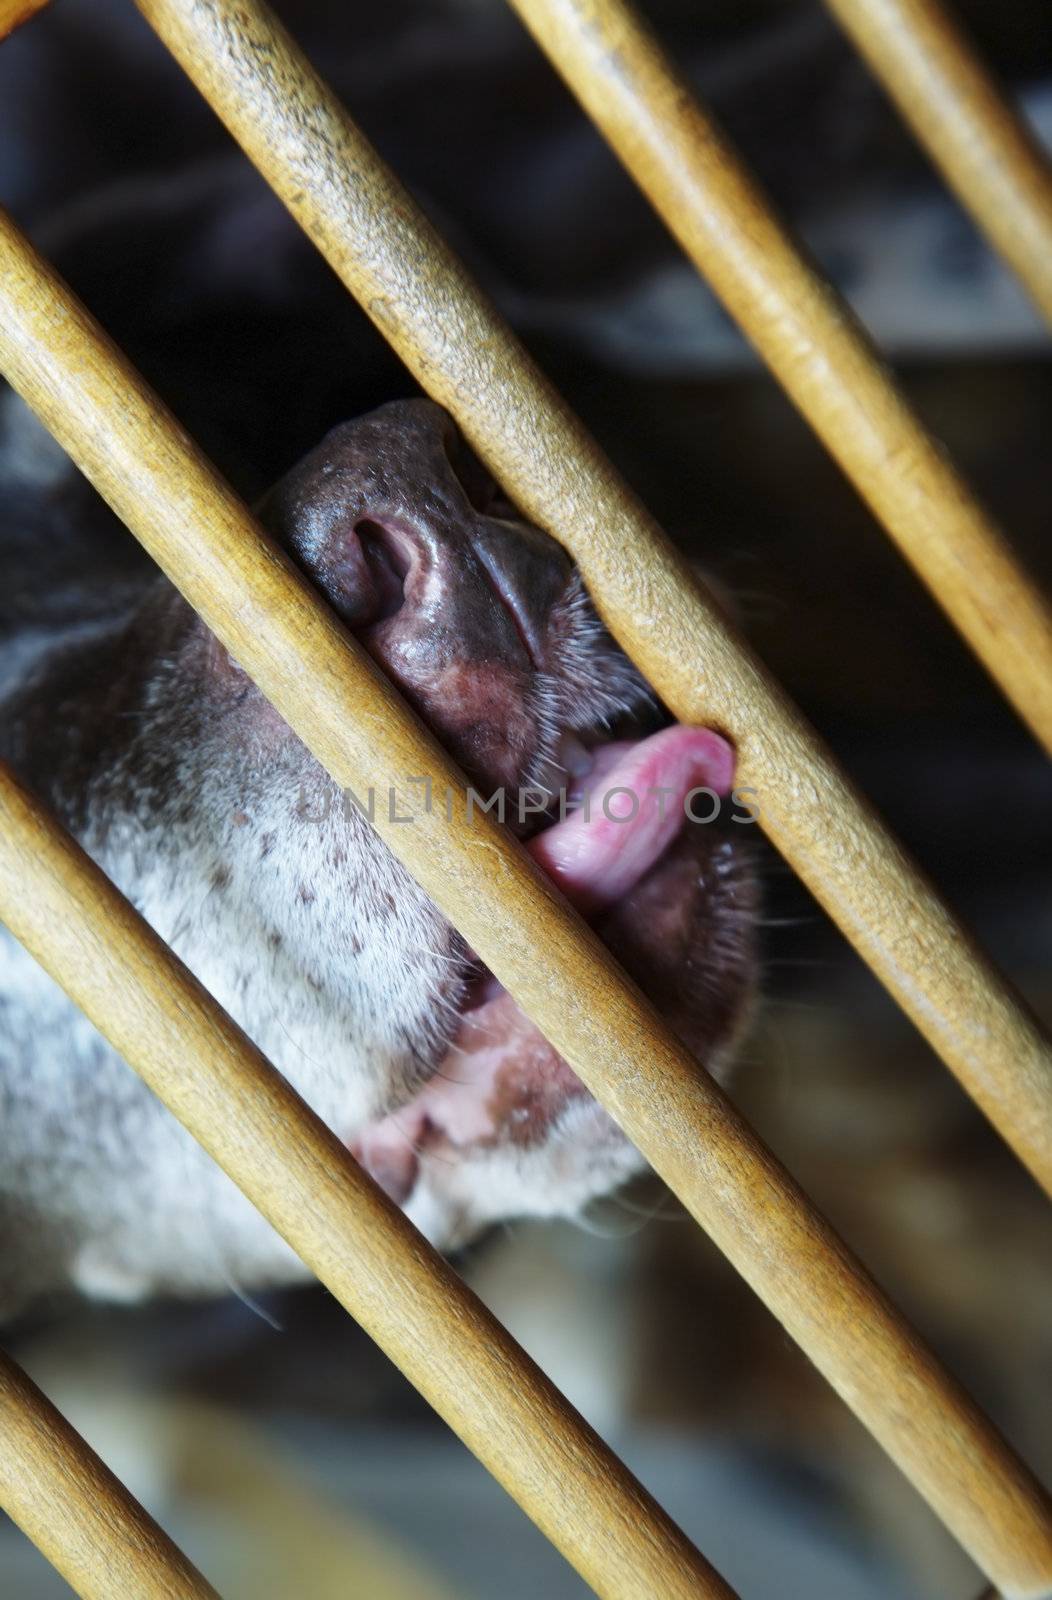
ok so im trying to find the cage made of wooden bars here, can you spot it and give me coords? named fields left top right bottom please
left=0, top=0, right=1051, bottom=1596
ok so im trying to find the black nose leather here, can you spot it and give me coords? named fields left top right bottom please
left=260, top=398, right=572, bottom=672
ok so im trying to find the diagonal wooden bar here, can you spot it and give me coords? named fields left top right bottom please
left=505, top=0, right=1052, bottom=756
left=0, top=0, right=48, bottom=42
left=128, top=0, right=1052, bottom=1195
left=0, top=768, right=735, bottom=1600
left=1, top=211, right=1051, bottom=1597
left=0, top=1348, right=221, bottom=1600
left=823, top=0, right=1052, bottom=328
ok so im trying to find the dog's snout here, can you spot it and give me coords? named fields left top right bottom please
left=264, top=397, right=572, bottom=668
left=260, top=399, right=576, bottom=789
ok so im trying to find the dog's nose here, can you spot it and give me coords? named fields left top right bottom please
left=260, top=399, right=574, bottom=787
left=262, top=397, right=571, bottom=655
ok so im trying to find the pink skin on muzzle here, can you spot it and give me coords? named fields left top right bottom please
left=352, top=725, right=734, bottom=1205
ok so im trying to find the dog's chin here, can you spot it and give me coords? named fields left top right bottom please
left=350, top=720, right=753, bottom=1241
left=403, top=1096, right=649, bottom=1254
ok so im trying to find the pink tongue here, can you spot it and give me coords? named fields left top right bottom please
left=528, top=724, right=734, bottom=916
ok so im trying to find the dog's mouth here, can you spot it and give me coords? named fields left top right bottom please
left=351, top=723, right=735, bottom=1208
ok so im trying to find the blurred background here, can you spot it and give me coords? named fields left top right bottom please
left=1, top=0, right=1050, bottom=1595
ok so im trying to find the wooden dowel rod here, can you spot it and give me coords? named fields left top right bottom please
left=129, top=1, right=1052, bottom=1198
left=0, top=1348, right=220, bottom=1600
left=1, top=212, right=1050, bottom=1597
left=504, top=0, right=1052, bottom=755
left=0, top=0, right=48, bottom=42
left=824, top=0, right=1052, bottom=328
left=0, top=769, right=734, bottom=1600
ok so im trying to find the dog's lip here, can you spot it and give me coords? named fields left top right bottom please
left=350, top=724, right=735, bottom=1206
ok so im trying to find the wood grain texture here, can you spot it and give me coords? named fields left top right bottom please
left=0, top=0, right=48, bottom=42
left=506, top=0, right=1052, bottom=755
left=0, top=1348, right=220, bottom=1600
left=129, top=3, right=1052, bottom=1196
left=1, top=212, right=1051, bottom=1595
left=824, top=0, right=1052, bottom=327
left=0, top=768, right=733, bottom=1600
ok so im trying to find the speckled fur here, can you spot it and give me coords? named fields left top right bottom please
left=0, top=394, right=755, bottom=1320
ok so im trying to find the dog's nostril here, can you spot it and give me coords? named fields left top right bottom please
left=356, top=519, right=411, bottom=624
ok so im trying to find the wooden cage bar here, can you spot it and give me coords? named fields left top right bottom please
left=0, top=765, right=736, bottom=1600
left=0, top=0, right=47, bottom=41
left=506, top=0, right=1052, bottom=757
left=130, top=0, right=1052, bottom=1197
left=1, top=213, right=1052, bottom=1596
left=0, top=1348, right=221, bottom=1600
left=823, top=0, right=1052, bottom=327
